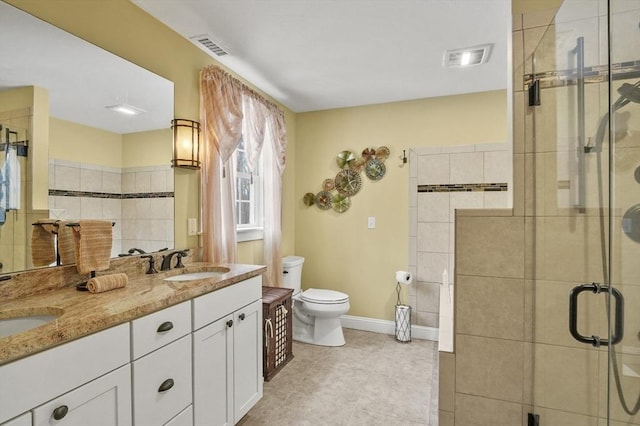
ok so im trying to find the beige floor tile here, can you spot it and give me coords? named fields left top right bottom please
left=242, top=329, right=439, bottom=426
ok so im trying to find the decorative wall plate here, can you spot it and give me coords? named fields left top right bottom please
left=316, top=191, right=333, bottom=210
left=334, top=169, right=362, bottom=196
left=303, top=192, right=316, bottom=206
left=349, top=158, right=365, bottom=172
left=332, top=194, right=351, bottom=213
left=322, top=178, right=335, bottom=191
left=365, top=159, right=386, bottom=181
left=362, top=147, right=376, bottom=161
left=336, top=150, right=356, bottom=169
left=375, top=146, right=390, bottom=161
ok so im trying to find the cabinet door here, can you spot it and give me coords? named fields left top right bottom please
left=233, top=299, right=263, bottom=422
left=193, top=314, right=233, bottom=426
left=1, top=412, right=31, bottom=426
left=32, top=365, right=131, bottom=426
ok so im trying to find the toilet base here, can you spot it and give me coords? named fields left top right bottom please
left=292, top=311, right=345, bottom=347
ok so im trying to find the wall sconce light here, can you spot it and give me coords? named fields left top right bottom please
left=171, top=119, right=201, bottom=169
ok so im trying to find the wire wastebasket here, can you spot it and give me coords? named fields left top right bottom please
left=395, top=304, right=411, bottom=342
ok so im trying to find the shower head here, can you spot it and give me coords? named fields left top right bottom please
left=610, top=81, right=640, bottom=115
left=589, top=80, right=640, bottom=153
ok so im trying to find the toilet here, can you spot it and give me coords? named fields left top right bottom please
left=282, top=256, right=350, bottom=347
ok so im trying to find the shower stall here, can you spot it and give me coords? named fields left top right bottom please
left=526, top=0, right=640, bottom=423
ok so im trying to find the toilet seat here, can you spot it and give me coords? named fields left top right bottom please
left=301, top=288, right=349, bottom=304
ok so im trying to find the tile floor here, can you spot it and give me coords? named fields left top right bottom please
left=238, top=328, right=439, bottom=426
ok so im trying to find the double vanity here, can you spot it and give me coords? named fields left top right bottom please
left=0, top=259, right=266, bottom=426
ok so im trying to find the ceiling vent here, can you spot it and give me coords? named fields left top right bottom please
left=190, top=34, right=229, bottom=57
left=444, top=44, right=493, bottom=68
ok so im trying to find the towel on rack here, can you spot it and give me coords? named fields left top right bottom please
left=31, top=220, right=57, bottom=266
left=74, top=220, right=113, bottom=274
left=57, top=220, right=77, bottom=265
left=0, top=144, right=21, bottom=211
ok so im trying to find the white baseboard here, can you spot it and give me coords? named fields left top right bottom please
left=340, top=314, right=439, bottom=341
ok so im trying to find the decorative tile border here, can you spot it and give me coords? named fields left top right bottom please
left=418, top=183, right=508, bottom=193
left=523, top=60, right=640, bottom=90
left=49, top=190, right=174, bottom=199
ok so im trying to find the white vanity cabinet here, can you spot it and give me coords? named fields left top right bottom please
left=0, top=323, right=131, bottom=425
left=130, top=301, right=192, bottom=426
left=193, top=276, right=263, bottom=426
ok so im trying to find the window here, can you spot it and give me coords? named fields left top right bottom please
left=234, top=137, right=263, bottom=242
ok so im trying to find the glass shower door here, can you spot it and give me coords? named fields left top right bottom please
left=607, top=1, right=640, bottom=423
left=526, top=0, right=640, bottom=424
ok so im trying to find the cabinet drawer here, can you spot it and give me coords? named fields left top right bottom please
left=193, top=276, right=262, bottom=330
left=164, top=405, right=192, bottom=426
left=0, top=323, right=130, bottom=424
left=131, top=301, right=191, bottom=360
left=132, top=335, right=192, bottom=426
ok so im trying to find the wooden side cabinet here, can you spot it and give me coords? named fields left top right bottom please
left=261, top=286, right=294, bottom=381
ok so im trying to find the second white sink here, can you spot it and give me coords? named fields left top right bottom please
left=164, top=271, right=225, bottom=282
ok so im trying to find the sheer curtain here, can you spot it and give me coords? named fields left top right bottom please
left=200, top=66, right=288, bottom=284
left=200, top=66, right=243, bottom=264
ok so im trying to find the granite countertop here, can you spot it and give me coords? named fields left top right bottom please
left=0, top=262, right=266, bottom=366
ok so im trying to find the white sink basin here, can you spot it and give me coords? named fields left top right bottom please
left=164, top=271, right=226, bottom=282
left=0, top=315, right=59, bottom=338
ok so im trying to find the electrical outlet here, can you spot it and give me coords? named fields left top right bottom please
left=368, top=217, right=376, bottom=229
left=188, top=218, right=198, bottom=236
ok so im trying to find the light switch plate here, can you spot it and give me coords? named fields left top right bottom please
left=188, top=218, right=198, bottom=236
left=368, top=217, right=376, bottom=229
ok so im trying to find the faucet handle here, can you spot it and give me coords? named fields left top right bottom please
left=141, top=255, right=157, bottom=274
left=175, top=250, right=188, bottom=269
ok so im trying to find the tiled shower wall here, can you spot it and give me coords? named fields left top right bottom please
left=408, top=143, right=511, bottom=328
left=49, top=159, right=174, bottom=257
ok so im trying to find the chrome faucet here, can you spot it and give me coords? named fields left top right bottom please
left=160, top=249, right=189, bottom=271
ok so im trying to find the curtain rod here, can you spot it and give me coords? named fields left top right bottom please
left=203, top=65, right=284, bottom=117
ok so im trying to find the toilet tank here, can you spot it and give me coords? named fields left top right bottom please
left=282, top=256, right=304, bottom=294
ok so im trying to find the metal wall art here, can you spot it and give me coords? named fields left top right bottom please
left=303, top=146, right=390, bottom=214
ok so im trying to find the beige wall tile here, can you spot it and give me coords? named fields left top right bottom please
left=513, top=30, right=525, bottom=93
left=456, top=216, right=525, bottom=279
left=456, top=334, right=523, bottom=403
left=541, top=215, right=610, bottom=284
left=456, top=275, right=524, bottom=340
left=439, top=410, right=454, bottom=426
left=523, top=7, right=558, bottom=29
left=534, top=344, right=599, bottom=416
left=439, top=352, right=456, bottom=413
left=416, top=281, right=440, bottom=313
left=536, top=407, right=599, bottom=426
left=454, top=393, right=522, bottom=425
left=513, top=91, right=525, bottom=155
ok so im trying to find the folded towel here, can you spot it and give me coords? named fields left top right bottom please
left=74, top=220, right=113, bottom=274
left=31, top=220, right=57, bottom=266
left=57, top=220, right=77, bottom=265
left=87, top=273, right=128, bottom=294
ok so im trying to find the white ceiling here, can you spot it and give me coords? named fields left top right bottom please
left=133, top=0, right=511, bottom=112
left=0, top=2, right=173, bottom=135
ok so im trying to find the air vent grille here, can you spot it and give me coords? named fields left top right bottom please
left=190, top=35, right=229, bottom=57
left=444, top=44, right=493, bottom=68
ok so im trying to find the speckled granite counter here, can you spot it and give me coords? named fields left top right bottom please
left=0, top=262, right=266, bottom=365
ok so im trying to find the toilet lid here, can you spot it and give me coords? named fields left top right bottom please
left=301, top=288, right=349, bottom=304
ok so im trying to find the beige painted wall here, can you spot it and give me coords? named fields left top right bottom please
left=49, top=118, right=123, bottom=167
left=295, top=91, right=507, bottom=320
left=8, top=0, right=296, bottom=258
left=122, top=128, right=172, bottom=168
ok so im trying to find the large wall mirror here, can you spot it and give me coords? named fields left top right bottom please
left=0, top=2, right=175, bottom=274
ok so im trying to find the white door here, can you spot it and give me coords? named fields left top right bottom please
left=233, top=300, right=263, bottom=422
left=193, top=314, right=233, bottom=426
left=32, top=365, right=131, bottom=426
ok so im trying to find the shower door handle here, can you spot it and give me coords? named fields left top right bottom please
left=569, top=283, right=624, bottom=347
